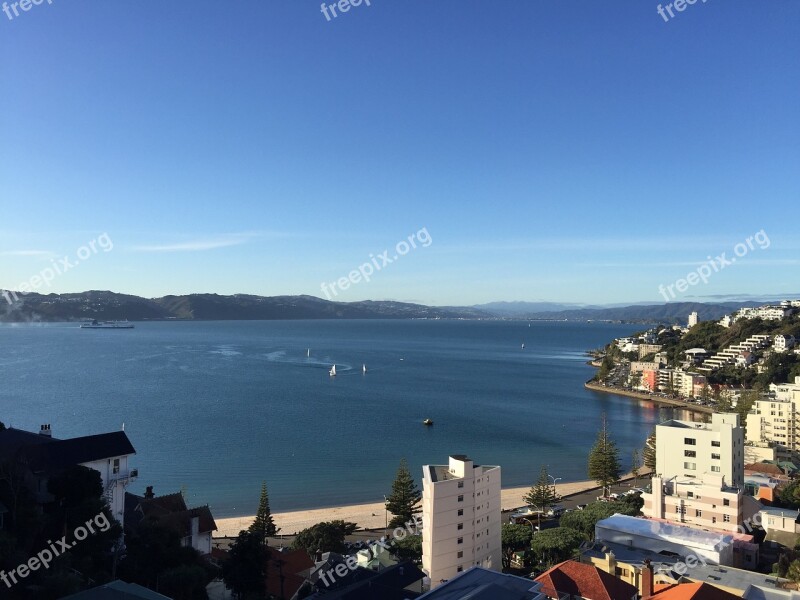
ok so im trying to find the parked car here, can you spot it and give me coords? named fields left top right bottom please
left=577, top=504, right=587, bottom=510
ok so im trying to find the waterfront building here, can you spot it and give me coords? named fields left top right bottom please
left=421, top=455, right=502, bottom=588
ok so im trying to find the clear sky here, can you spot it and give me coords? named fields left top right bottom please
left=1, top=0, right=798, bottom=306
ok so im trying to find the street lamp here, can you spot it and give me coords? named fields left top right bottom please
left=383, top=495, right=388, bottom=538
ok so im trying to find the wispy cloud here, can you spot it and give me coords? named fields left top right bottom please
left=130, top=233, right=257, bottom=253
left=0, top=250, right=57, bottom=259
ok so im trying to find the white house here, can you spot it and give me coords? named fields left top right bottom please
left=775, top=335, right=796, bottom=353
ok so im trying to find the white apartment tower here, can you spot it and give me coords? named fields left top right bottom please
left=688, top=311, right=699, bottom=328
left=422, top=455, right=502, bottom=588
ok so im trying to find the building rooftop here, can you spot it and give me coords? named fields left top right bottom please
left=61, top=580, right=173, bottom=599
left=595, top=515, right=733, bottom=551
left=649, top=582, right=740, bottom=600
left=419, top=566, right=544, bottom=600
left=583, top=540, right=787, bottom=593
left=535, top=559, right=638, bottom=600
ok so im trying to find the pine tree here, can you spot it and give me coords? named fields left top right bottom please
left=249, top=481, right=279, bottom=543
left=385, top=458, right=422, bottom=529
left=588, top=414, right=621, bottom=497
left=643, top=428, right=656, bottom=471
left=523, top=465, right=560, bottom=514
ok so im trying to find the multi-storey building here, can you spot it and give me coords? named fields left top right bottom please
left=421, top=455, right=501, bottom=588
left=641, top=414, right=760, bottom=533
left=688, top=311, right=699, bottom=328
left=746, top=390, right=800, bottom=461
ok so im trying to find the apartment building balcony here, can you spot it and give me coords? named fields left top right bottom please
left=107, top=468, right=139, bottom=486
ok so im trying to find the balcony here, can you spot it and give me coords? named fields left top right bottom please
left=108, top=468, right=138, bottom=485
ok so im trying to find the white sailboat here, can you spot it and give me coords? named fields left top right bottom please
left=329, top=365, right=336, bottom=377
left=307, top=349, right=310, bottom=357
left=521, top=342, right=525, bottom=350
left=362, top=364, right=367, bottom=374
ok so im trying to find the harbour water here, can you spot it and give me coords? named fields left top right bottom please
left=0, top=319, right=688, bottom=518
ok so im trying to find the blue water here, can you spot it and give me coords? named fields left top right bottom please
left=0, top=320, right=688, bottom=518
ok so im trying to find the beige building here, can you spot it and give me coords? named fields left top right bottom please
left=421, top=455, right=502, bottom=588
left=641, top=414, right=758, bottom=533
left=746, top=394, right=799, bottom=461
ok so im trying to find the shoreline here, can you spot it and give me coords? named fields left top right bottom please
left=214, top=473, right=647, bottom=538
left=584, top=380, right=713, bottom=414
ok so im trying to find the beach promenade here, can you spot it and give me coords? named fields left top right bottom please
left=215, top=473, right=647, bottom=537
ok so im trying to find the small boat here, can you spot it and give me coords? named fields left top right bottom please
left=307, top=349, right=310, bottom=357
left=521, top=342, right=525, bottom=350
left=362, top=364, right=367, bottom=374
left=329, top=365, right=336, bottom=377
left=423, top=419, right=433, bottom=426
left=80, top=319, right=134, bottom=329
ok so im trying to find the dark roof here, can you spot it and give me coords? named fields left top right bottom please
left=60, top=579, right=173, bottom=599
left=419, top=566, right=542, bottom=600
left=36, top=432, right=136, bottom=470
left=0, top=428, right=135, bottom=473
left=308, top=561, right=424, bottom=600
left=124, top=491, right=216, bottom=536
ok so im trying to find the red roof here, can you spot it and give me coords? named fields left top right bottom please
left=535, top=560, right=638, bottom=600
left=745, top=463, right=784, bottom=476
left=648, top=582, right=740, bottom=600
left=265, top=548, right=314, bottom=599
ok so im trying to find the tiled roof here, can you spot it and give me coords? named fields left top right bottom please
left=124, top=492, right=216, bottom=535
left=535, top=560, right=638, bottom=600
left=745, top=463, right=784, bottom=476
left=649, top=582, right=741, bottom=600
left=265, top=548, right=315, bottom=599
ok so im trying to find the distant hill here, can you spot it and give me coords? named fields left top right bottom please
left=0, top=291, right=490, bottom=322
left=494, top=301, right=770, bottom=323
left=0, top=291, right=779, bottom=323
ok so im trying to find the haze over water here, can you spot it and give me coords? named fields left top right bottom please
left=1, top=320, right=687, bottom=517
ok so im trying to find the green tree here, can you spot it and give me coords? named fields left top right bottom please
left=249, top=481, right=279, bottom=543
left=523, top=466, right=560, bottom=515
left=501, top=523, right=533, bottom=569
left=643, top=429, right=656, bottom=472
left=160, top=564, right=211, bottom=600
left=223, top=529, right=269, bottom=599
left=529, top=527, right=586, bottom=567
left=588, top=414, right=621, bottom=496
left=560, top=499, right=641, bottom=540
left=787, top=559, right=800, bottom=583
left=392, top=534, right=422, bottom=562
left=385, top=459, right=422, bottom=529
left=0, top=421, right=5, bottom=431
left=291, top=520, right=357, bottom=556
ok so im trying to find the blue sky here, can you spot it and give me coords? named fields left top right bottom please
left=1, top=0, right=798, bottom=306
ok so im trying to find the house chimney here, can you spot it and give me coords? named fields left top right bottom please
left=39, top=424, right=51, bottom=438
left=642, top=559, right=654, bottom=599
left=315, top=549, right=323, bottom=563
left=144, top=486, right=154, bottom=499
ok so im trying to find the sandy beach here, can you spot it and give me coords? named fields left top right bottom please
left=215, top=477, right=620, bottom=538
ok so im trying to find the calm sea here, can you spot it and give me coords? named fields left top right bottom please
left=0, top=319, right=691, bottom=518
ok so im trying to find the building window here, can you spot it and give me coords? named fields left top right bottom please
left=458, top=481, right=464, bottom=488
left=685, top=438, right=696, bottom=445
left=458, top=495, right=464, bottom=502
left=712, top=441, right=721, bottom=447
left=712, top=517, right=717, bottom=523
left=685, top=450, right=696, bottom=457
left=457, top=537, right=463, bottom=545
left=457, top=551, right=463, bottom=558
left=113, top=459, right=120, bottom=474
left=711, top=454, right=720, bottom=460
left=723, top=499, right=730, bottom=506
left=458, top=523, right=463, bottom=530
left=687, top=492, right=694, bottom=498
left=684, top=462, right=696, bottom=470
left=457, top=566, right=463, bottom=572
left=696, top=509, right=702, bottom=517
left=724, top=515, right=731, bottom=523
left=711, top=466, right=721, bottom=472
left=458, top=509, right=463, bottom=516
